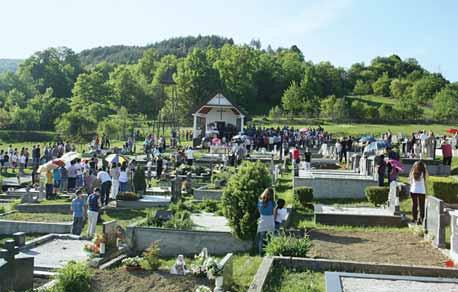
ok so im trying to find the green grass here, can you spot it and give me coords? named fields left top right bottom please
left=232, top=255, right=263, bottom=292
left=265, top=268, right=325, bottom=292
left=1, top=212, right=72, bottom=222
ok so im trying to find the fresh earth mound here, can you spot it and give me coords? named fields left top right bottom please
left=308, top=229, right=448, bottom=266
left=90, top=268, right=214, bottom=292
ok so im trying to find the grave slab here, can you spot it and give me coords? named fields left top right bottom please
left=325, top=272, right=458, bottom=292
left=191, top=212, right=231, bottom=232
left=18, top=238, right=91, bottom=270
left=116, top=195, right=171, bottom=209
left=314, top=204, right=404, bottom=227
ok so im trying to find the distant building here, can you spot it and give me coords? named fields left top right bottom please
left=192, top=93, right=246, bottom=140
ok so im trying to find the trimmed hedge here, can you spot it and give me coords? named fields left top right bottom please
left=295, top=187, right=314, bottom=207
left=427, top=176, right=458, bottom=203
left=365, top=186, right=389, bottom=207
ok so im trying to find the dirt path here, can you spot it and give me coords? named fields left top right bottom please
left=91, top=269, right=213, bottom=292
left=308, top=229, right=448, bottom=267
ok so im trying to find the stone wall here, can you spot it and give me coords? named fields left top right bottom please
left=294, top=175, right=377, bottom=199
left=0, top=220, right=72, bottom=235
left=126, top=224, right=252, bottom=257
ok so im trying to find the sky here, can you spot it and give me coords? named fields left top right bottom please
left=1, top=0, right=457, bottom=81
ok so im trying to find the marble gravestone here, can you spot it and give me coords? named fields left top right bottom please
left=388, top=181, right=401, bottom=215
left=424, top=196, right=449, bottom=248
left=450, top=211, right=458, bottom=263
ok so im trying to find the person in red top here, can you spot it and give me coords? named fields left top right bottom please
left=441, top=137, right=453, bottom=166
left=291, top=147, right=300, bottom=164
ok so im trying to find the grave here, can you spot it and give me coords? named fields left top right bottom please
left=450, top=210, right=458, bottom=264
left=193, top=185, right=224, bottom=200
left=325, top=272, right=458, bottom=292
left=424, top=196, right=450, bottom=248
left=116, top=194, right=171, bottom=209
left=191, top=212, right=231, bottom=232
left=294, top=169, right=377, bottom=199
left=17, top=234, right=91, bottom=271
left=401, top=158, right=450, bottom=176
left=0, top=239, right=34, bottom=291
left=6, top=187, right=40, bottom=198
left=314, top=181, right=404, bottom=227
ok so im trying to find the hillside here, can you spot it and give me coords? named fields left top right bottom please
left=78, top=35, right=234, bottom=66
left=0, top=59, right=23, bottom=73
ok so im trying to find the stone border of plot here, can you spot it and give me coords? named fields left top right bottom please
left=248, top=256, right=458, bottom=292
left=325, top=271, right=458, bottom=292
left=0, top=212, right=72, bottom=234
left=116, top=199, right=170, bottom=209
left=193, top=185, right=223, bottom=201
left=15, top=203, right=71, bottom=214
left=126, top=219, right=252, bottom=257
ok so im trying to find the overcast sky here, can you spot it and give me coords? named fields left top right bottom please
left=2, top=0, right=457, bottom=80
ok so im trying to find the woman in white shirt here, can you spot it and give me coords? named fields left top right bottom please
left=409, top=161, right=428, bottom=225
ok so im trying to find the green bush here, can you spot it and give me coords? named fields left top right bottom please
left=0, top=204, right=5, bottom=214
left=427, top=176, right=458, bottom=203
left=163, top=210, right=193, bottom=230
left=222, top=161, right=272, bottom=240
left=0, top=130, right=58, bottom=142
left=295, top=187, right=314, bottom=207
left=53, top=261, right=91, bottom=292
left=265, top=234, right=311, bottom=257
left=365, top=186, right=389, bottom=206
left=133, top=166, right=146, bottom=193
left=116, top=192, right=140, bottom=201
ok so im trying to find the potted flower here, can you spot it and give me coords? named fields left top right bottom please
left=122, top=256, right=143, bottom=271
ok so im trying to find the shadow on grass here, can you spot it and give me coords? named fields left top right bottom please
left=308, top=229, right=368, bottom=245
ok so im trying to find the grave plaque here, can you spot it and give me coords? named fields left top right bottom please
left=388, top=181, right=401, bottom=215
left=425, top=196, right=449, bottom=248
left=103, top=220, right=119, bottom=248
left=450, top=211, right=458, bottom=262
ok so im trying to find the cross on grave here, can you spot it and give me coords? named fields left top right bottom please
left=0, top=239, right=19, bottom=262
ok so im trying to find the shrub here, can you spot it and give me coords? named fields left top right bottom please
left=142, top=241, right=160, bottom=271
left=222, top=161, right=272, bottom=240
left=133, top=166, right=146, bottom=193
left=295, top=187, right=314, bottom=207
left=197, top=200, right=221, bottom=213
left=116, top=192, right=140, bottom=201
left=53, top=261, right=91, bottom=292
left=427, top=176, right=458, bottom=203
left=265, top=234, right=311, bottom=257
left=163, top=210, right=193, bottom=230
left=365, top=186, right=389, bottom=206
left=0, top=204, right=5, bottom=214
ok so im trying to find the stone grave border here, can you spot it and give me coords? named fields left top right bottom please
left=325, top=271, right=458, bottom=292
left=248, top=256, right=458, bottom=292
left=0, top=211, right=72, bottom=234
left=193, top=184, right=224, bottom=201
left=126, top=218, right=252, bottom=257
left=116, top=197, right=170, bottom=209
left=15, top=203, right=70, bottom=214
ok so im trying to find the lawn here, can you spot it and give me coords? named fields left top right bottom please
left=1, top=212, right=72, bottom=222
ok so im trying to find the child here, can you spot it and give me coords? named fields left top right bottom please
left=274, top=199, right=287, bottom=231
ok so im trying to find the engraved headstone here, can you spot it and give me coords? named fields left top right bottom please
left=424, top=196, right=449, bottom=248
left=388, top=181, right=401, bottom=215
left=449, top=210, right=458, bottom=263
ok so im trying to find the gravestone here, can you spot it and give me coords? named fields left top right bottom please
left=449, top=210, right=458, bottom=263
left=13, top=232, right=26, bottom=247
left=103, top=220, right=119, bottom=248
left=351, top=154, right=361, bottom=172
left=0, top=239, right=34, bottom=291
left=21, top=185, right=38, bottom=203
left=171, top=178, right=182, bottom=203
left=388, top=181, right=401, bottom=215
left=424, top=196, right=449, bottom=248
left=218, top=253, right=233, bottom=292
left=367, top=155, right=376, bottom=177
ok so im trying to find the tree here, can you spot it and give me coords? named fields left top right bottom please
left=353, top=80, right=371, bottom=95
left=410, top=74, right=447, bottom=105
left=378, top=104, right=394, bottom=120
left=372, top=73, right=391, bottom=97
left=281, top=81, right=303, bottom=114
left=222, top=161, right=272, bottom=240
left=432, top=84, right=458, bottom=121
left=320, top=96, right=349, bottom=121
left=55, top=111, right=96, bottom=142
left=390, top=78, right=412, bottom=99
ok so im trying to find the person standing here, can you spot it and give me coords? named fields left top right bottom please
left=45, top=170, right=54, bottom=199
left=185, top=147, right=194, bottom=166
left=110, top=163, right=120, bottom=200
left=441, top=138, right=453, bottom=166
left=97, top=167, right=112, bottom=206
left=257, top=188, right=276, bottom=255
left=67, top=160, right=78, bottom=193
left=53, top=167, right=61, bottom=194
left=376, top=154, right=386, bottom=186
left=71, top=190, right=86, bottom=236
left=87, top=189, right=100, bottom=238
left=409, top=161, right=428, bottom=225
left=119, top=165, right=129, bottom=192
left=60, top=165, right=68, bottom=193
left=156, top=155, right=163, bottom=179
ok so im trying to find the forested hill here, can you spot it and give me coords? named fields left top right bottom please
left=78, top=35, right=234, bottom=66
left=0, top=59, right=23, bottom=73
